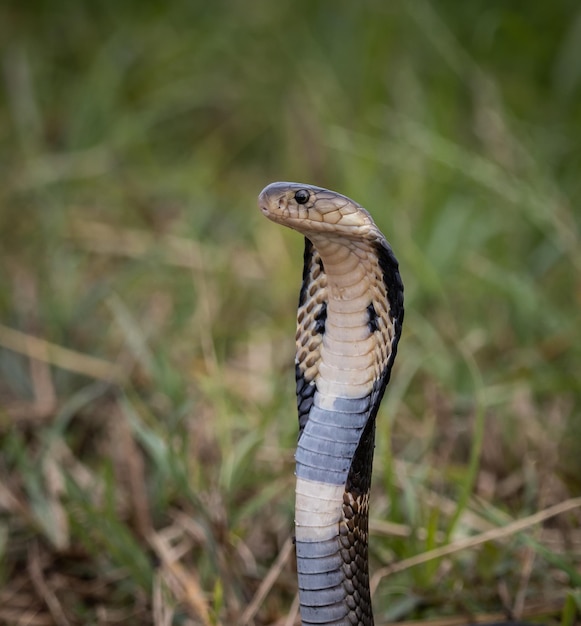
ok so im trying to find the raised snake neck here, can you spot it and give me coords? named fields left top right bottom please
left=259, top=182, right=404, bottom=625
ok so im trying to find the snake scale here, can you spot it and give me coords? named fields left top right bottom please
left=259, top=182, right=404, bottom=625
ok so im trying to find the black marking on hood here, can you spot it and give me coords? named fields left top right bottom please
left=365, top=238, right=404, bottom=423
left=298, top=238, right=325, bottom=308
left=366, top=302, right=379, bottom=333
left=314, top=302, right=327, bottom=334
left=375, top=239, right=404, bottom=331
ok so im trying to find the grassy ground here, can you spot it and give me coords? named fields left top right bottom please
left=1, top=1, right=580, bottom=624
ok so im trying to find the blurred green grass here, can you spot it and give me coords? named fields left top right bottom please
left=1, top=1, right=580, bottom=624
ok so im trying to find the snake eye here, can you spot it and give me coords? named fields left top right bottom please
left=294, top=189, right=310, bottom=205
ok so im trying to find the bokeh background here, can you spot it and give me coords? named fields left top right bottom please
left=1, top=1, right=580, bottom=624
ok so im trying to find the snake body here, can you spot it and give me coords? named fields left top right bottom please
left=259, top=182, right=404, bottom=625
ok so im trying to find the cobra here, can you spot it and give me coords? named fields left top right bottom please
left=259, top=182, right=404, bottom=625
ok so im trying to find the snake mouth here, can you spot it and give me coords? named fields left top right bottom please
left=258, top=188, right=278, bottom=218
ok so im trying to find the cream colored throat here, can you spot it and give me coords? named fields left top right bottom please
left=309, top=237, right=391, bottom=402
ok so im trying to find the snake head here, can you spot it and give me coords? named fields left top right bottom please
left=258, top=181, right=379, bottom=239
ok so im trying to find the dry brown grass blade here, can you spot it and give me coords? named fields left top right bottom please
left=42, top=452, right=70, bottom=550
left=513, top=545, right=536, bottom=618
left=153, top=570, right=175, bottom=626
left=0, top=610, right=54, bottom=626
left=0, top=322, right=124, bottom=382
left=27, top=542, right=70, bottom=626
left=110, top=404, right=153, bottom=539
left=239, top=535, right=294, bottom=626
left=370, top=518, right=446, bottom=542
left=375, top=602, right=562, bottom=626
left=71, top=220, right=208, bottom=269
left=374, top=596, right=565, bottom=626
left=0, top=479, right=30, bottom=517
left=282, top=594, right=300, bottom=626
left=378, top=613, right=508, bottom=626
left=148, top=531, right=213, bottom=626
left=370, top=496, right=581, bottom=595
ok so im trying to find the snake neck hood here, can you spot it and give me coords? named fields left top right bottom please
left=259, top=182, right=404, bottom=626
